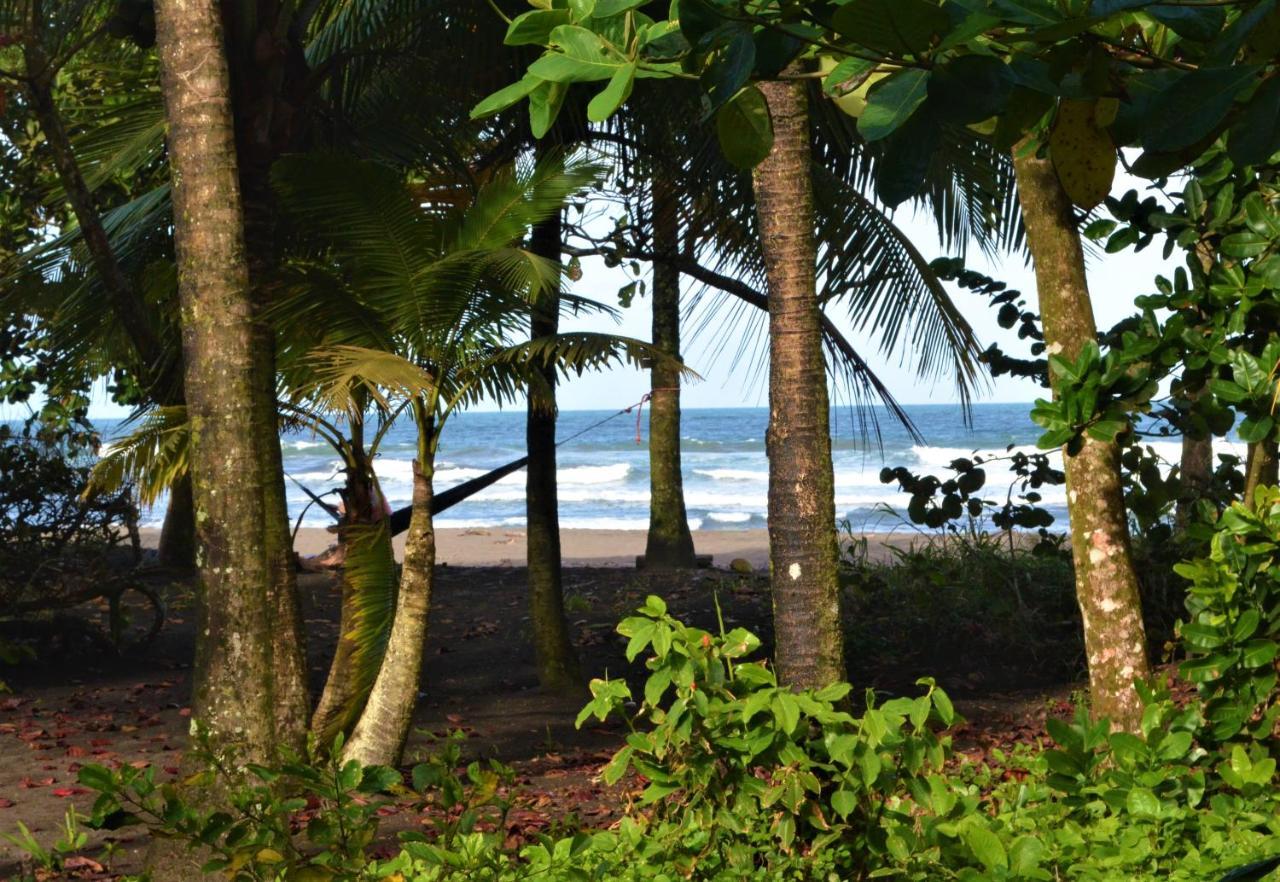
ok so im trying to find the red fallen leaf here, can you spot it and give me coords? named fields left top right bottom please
left=178, top=708, right=191, bottom=717
left=164, top=766, right=180, bottom=775
left=0, top=798, right=14, bottom=808
left=129, top=760, right=150, bottom=769
left=62, top=856, right=104, bottom=872
left=51, top=787, right=88, bottom=798
left=89, top=738, right=111, bottom=747
left=20, top=777, right=54, bottom=788
left=66, top=746, right=87, bottom=757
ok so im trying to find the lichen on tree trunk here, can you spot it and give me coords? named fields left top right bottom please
left=525, top=207, right=582, bottom=692
left=644, top=176, right=697, bottom=569
left=754, top=68, right=846, bottom=690
left=1012, top=144, right=1149, bottom=732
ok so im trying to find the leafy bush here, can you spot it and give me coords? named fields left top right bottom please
left=1176, top=487, right=1280, bottom=744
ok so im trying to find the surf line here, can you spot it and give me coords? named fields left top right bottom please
left=286, top=392, right=668, bottom=539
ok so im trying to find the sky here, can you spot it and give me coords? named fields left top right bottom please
left=59, top=171, right=1178, bottom=422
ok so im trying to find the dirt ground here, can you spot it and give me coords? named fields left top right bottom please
left=0, top=563, right=1076, bottom=880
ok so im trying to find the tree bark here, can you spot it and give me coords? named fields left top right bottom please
left=526, top=208, right=582, bottom=691
left=644, top=176, right=697, bottom=569
left=1012, top=145, right=1149, bottom=732
left=221, top=14, right=313, bottom=750
left=312, top=422, right=382, bottom=745
left=754, top=70, right=846, bottom=690
left=343, top=451, right=435, bottom=767
left=1244, top=439, right=1278, bottom=508
left=154, top=0, right=282, bottom=771
left=157, top=474, right=196, bottom=569
left=1177, top=433, right=1213, bottom=527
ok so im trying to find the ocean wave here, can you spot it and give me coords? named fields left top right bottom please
left=694, top=468, right=765, bottom=482
left=705, top=511, right=753, bottom=524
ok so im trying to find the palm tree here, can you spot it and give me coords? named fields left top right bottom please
left=153, top=0, right=287, bottom=810
left=271, top=151, right=667, bottom=764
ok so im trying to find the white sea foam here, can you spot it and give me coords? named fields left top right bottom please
left=706, top=511, right=753, bottom=523
left=694, top=468, right=766, bottom=482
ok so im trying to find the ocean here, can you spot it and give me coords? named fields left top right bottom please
left=102, top=402, right=1209, bottom=532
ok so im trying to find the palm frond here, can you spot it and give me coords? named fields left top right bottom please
left=86, top=406, right=188, bottom=506
left=313, top=520, right=398, bottom=745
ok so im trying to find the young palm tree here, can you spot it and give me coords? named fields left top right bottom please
left=271, top=152, right=666, bottom=764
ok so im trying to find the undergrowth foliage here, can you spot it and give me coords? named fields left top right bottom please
left=22, top=496, right=1280, bottom=881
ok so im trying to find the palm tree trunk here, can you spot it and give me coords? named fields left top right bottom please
left=312, top=427, right=382, bottom=744
left=158, top=475, right=196, bottom=569
left=644, top=176, right=697, bottom=569
left=1012, top=145, right=1149, bottom=732
left=526, top=209, right=582, bottom=691
left=154, top=0, right=281, bottom=769
left=754, top=70, right=846, bottom=690
left=343, top=450, right=435, bottom=767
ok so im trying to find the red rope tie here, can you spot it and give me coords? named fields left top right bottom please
left=632, top=387, right=681, bottom=444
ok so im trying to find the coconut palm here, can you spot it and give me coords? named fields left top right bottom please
left=268, top=149, right=670, bottom=764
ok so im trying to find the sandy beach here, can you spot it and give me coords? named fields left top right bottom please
left=139, top=526, right=942, bottom=569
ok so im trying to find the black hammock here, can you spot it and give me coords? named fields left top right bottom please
left=288, top=395, right=648, bottom=539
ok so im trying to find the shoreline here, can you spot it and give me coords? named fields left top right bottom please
left=139, top=527, right=939, bottom=569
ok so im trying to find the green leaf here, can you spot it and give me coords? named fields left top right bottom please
left=1143, top=66, right=1263, bottom=152
left=587, top=63, right=636, bottom=121
left=701, top=27, right=756, bottom=109
left=961, top=822, right=1008, bottom=871
left=1228, top=76, right=1280, bottom=166
left=506, top=9, right=573, bottom=45
left=595, top=0, right=648, bottom=15
left=1237, top=415, right=1274, bottom=444
left=1220, top=231, right=1272, bottom=259
left=1125, top=787, right=1162, bottom=817
left=528, top=26, right=626, bottom=82
left=528, top=80, right=569, bottom=138
left=1148, top=4, right=1226, bottom=41
left=858, top=69, right=930, bottom=142
left=830, top=788, right=858, bottom=818
left=928, top=55, right=1013, bottom=125
left=471, top=74, right=543, bottom=119
left=874, top=106, right=940, bottom=207
left=716, top=86, right=774, bottom=169
left=831, top=0, right=951, bottom=54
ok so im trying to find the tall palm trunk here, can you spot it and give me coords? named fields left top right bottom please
left=343, top=425, right=435, bottom=767
left=754, top=70, right=846, bottom=690
left=644, top=176, right=697, bottom=569
left=1013, top=145, right=1149, bottom=732
left=527, top=209, right=581, bottom=691
left=224, top=27, right=313, bottom=748
left=153, top=0, right=283, bottom=768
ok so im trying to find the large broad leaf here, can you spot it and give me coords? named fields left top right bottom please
left=1143, top=65, right=1262, bottom=152
left=858, top=69, right=930, bottom=142
left=875, top=109, right=941, bottom=207
left=587, top=62, right=637, bottom=121
left=471, top=74, right=543, bottom=119
left=528, top=25, right=627, bottom=82
left=1228, top=76, right=1280, bottom=167
left=529, top=80, right=569, bottom=138
left=1147, top=4, right=1226, bottom=41
left=505, top=9, right=572, bottom=45
left=700, top=26, right=756, bottom=110
left=1049, top=99, right=1116, bottom=209
left=830, top=0, right=951, bottom=55
left=928, top=55, right=1013, bottom=125
left=716, top=86, right=774, bottom=169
